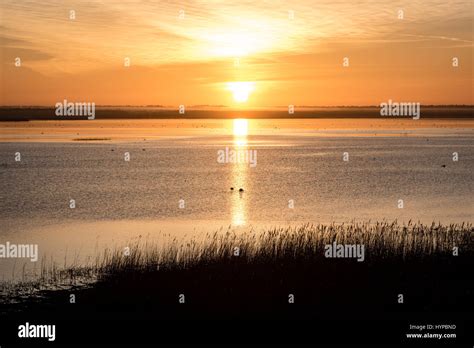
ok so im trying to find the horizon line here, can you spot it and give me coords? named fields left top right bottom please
left=1, top=104, right=473, bottom=109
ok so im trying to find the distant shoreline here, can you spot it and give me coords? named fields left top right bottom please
left=0, top=106, right=473, bottom=121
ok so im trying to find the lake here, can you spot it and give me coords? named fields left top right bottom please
left=0, top=121, right=473, bottom=280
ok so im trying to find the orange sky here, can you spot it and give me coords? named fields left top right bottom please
left=1, top=0, right=473, bottom=106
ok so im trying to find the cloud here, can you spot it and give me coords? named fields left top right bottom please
left=1, top=0, right=471, bottom=73
left=1, top=0, right=472, bottom=105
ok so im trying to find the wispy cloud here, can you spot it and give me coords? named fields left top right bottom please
left=1, top=0, right=472, bottom=105
left=2, top=0, right=472, bottom=72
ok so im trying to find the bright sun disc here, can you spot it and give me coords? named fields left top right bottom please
left=233, top=119, right=248, bottom=136
left=227, top=82, right=255, bottom=103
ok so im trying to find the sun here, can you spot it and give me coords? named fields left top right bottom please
left=227, top=82, right=255, bottom=103
left=233, top=119, right=248, bottom=137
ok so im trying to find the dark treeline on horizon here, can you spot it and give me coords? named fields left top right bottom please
left=0, top=106, right=473, bottom=121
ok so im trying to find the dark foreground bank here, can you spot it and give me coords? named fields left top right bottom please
left=1, top=222, right=473, bottom=345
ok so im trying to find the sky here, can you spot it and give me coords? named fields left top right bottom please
left=1, top=0, right=473, bottom=106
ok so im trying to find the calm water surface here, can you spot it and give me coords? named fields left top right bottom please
left=1, top=132, right=473, bottom=279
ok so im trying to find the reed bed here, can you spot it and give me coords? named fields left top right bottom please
left=1, top=221, right=472, bottom=300
left=97, top=221, right=472, bottom=273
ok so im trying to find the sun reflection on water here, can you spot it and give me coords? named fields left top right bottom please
left=231, top=119, right=249, bottom=226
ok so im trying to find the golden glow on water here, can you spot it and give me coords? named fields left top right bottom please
left=231, top=119, right=249, bottom=226
left=230, top=160, right=248, bottom=226
left=233, top=118, right=248, bottom=136
left=233, top=118, right=249, bottom=146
